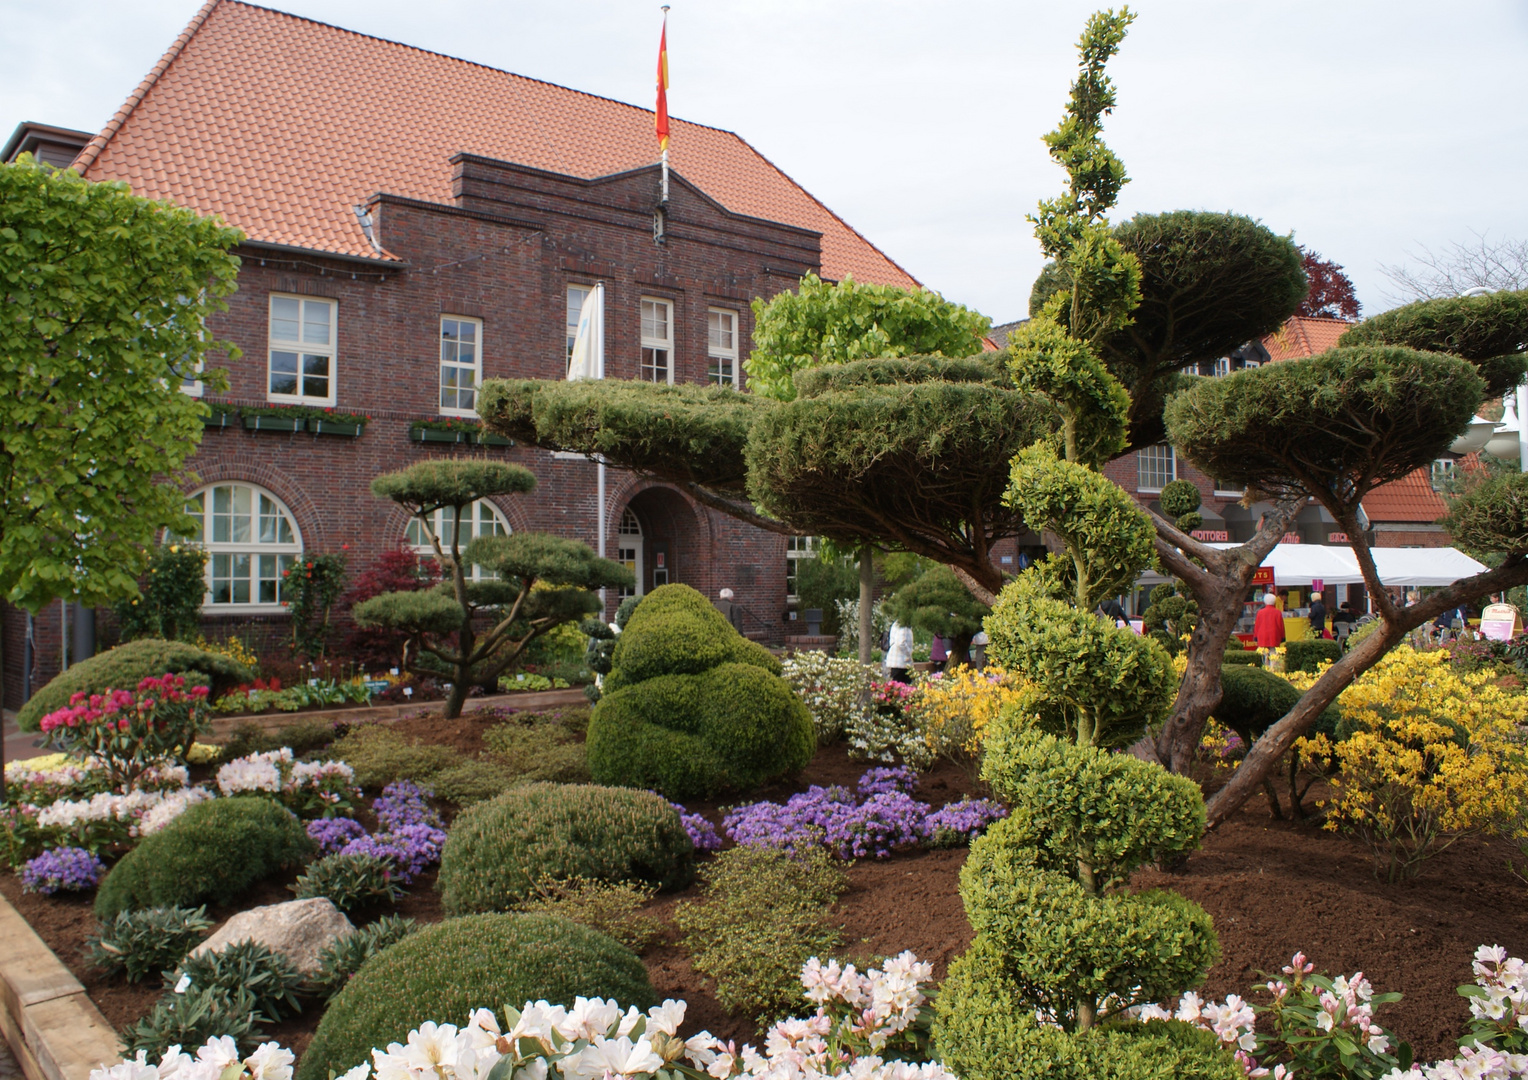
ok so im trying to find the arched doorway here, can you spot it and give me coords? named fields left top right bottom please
left=617, top=486, right=709, bottom=600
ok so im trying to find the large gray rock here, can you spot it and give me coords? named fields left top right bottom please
left=191, top=897, right=354, bottom=975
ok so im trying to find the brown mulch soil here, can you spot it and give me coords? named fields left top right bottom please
left=5, top=743, right=1524, bottom=1065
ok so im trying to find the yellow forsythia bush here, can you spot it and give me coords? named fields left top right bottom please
left=1295, top=646, right=1528, bottom=883
left=909, top=666, right=1034, bottom=767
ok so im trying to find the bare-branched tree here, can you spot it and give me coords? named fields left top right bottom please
left=1381, top=231, right=1528, bottom=303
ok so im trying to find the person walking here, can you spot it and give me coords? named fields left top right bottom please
left=1308, top=591, right=1328, bottom=638
left=713, top=588, right=745, bottom=633
left=885, top=621, right=914, bottom=684
left=1254, top=592, right=1286, bottom=649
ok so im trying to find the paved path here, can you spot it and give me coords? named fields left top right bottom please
left=4, top=709, right=48, bottom=765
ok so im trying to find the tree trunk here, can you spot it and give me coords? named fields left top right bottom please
left=947, top=633, right=975, bottom=670
left=858, top=544, right=874, bottom=667
left=443, top=670, right=471, bottom=720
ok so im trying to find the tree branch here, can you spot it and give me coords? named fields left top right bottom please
left=681, top=483, right=797, bottom=537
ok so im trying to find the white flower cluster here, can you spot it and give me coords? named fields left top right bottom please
left=36, top=784, right=213, bottom=837
left=92, top=1036, right=292, bottom=1080
left=1381, top=946, right=1528, bottom=1080
left=845, top=705, right=934, bottom=771
left=95, top=956, right=954, bottom=1080
left=781, top=654, right=874, bottom=743
left=137, top=787, right=216, bottom=835
left=4, top=758, right=98, bottom=787
left=216, top=749, right=355, bottom=797
left=1383, top=1044, right=1528, bottom=1080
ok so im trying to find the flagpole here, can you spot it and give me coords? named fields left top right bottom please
left=659, top=6, right=670, bottom=204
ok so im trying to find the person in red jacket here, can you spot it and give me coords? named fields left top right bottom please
left=1253, top=592, right=1286, bottom=648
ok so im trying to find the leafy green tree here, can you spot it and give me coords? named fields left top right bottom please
left=113, top=544, right=209, bottom=643
left=353, top=461, right=632, bottom=719
left=0, top=156, right=241, bottom=790
left=884, top=565, right=990, bottom=668
left=744, top=273, right=991, bottom=401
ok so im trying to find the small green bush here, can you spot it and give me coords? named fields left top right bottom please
left=675, top=845, right=847, bottom=1022
left=482, top=714, right=591, bottom=783
left=95, top=798, right=313, bottom=919
left=1214, top=664, right=1341, bottom=748
left=17, top=638, right=252, bottom=732
left=427, top=759, right=523, bottom=806
left=588, top=663, right=815, bottom=800
left=298, top=913, right=652, bottom=1080
left=170, top=940, right=305, bottom=1023
left=292, top=854, right=403, bottom=912
left=516, top=876, right=663, bottom=952
left=219, top=718, right=336, bottom=763
left=85, top=906, right=214, bottom=983
left=438, top=782, right=694, bottom=913
left=1222, top=649, right=1262, bottom=667
left=122, top=985, right=261, bottom=1057
left=934, top=945, right=1243, bottom=1080
left=602, top=583, right=780, bottom=692
left=327, top=724, right=457, bottom=789
left=1285, top=638, right=1342, bottom=673
left=310, top=914, right=417, bottom=1002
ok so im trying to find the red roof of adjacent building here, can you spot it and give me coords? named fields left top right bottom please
left=1363, top=469, right=1448, bottom=524
left=75, top=0, right=917, bottom=287
left=1261, top=315, right=1353, bottom=362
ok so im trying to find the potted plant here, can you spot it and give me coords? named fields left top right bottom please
left=410, top=418, right=479, bottom=444
left=310, top=408, right=370, bottom=437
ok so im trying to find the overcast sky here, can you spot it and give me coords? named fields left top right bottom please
left=4, top=0, right=1526, bottom=323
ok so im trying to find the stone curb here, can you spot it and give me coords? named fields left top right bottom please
left=0, top=893, right=123, bottom=1080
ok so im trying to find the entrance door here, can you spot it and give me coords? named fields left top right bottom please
left=617, top=508, right=643, bottom=599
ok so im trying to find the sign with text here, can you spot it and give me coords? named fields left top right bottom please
left=1251, top=566, right=1276, bottom=587
left=1311, top=579, right=1324, bottom=594
left=1191, top=529, right=1230, bottom=541
left=1281, top=533, right=1303, bottom=544
left=1481, top=602, right=1520, bottom=642
left=1328, top=532, right=1349, bottom=543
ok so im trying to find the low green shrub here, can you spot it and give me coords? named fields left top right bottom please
left=121, top=985, right=261, bottom=1057
left=219, top=718, right=336, bottom=763
left=17, top=638, right=252, bottom=732
left=675, top=845, right=847, bottom=1022
left=515, top=876, right=663, bottom=953
left=327, top=724, right=457, bottom=789
left=170, top=940, right=305, bottom=1023
left=292, top=853, right=402, bottom=912
left=437, top=783, right=694, bottom=913
left=1214, top=664, right=1341, bottom=748
left=427, top=759, right=523, bottom=806
left=1285, top=638, right=1342, bottom=673
left=310, top=914, right=418, bottom=1002
left=934, top=946, right=1243, bottom=1080
left=1222, top=649, right=1262, bottom=667
left=95, top=798, right=313, bottom=919
left=85, top=906, right=214, bottom=983
left=482, top=714, right=591, bottom=783
left=298, top=913, right=652, bottom=1080
left=588, top=662, right=815, bottom=800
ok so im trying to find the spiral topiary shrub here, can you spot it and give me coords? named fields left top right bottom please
left=95, top=797, right=313, bottom=919
left=437, top=782, right=694, bottom=914
left=297, top=913, right=653, bottom=1080
left=587, top=584, right=813, bottom=800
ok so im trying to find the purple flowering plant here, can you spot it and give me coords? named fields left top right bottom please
left=21, top=846, right=107, bottom=895
left=316, top=781, right=447, bottom=884
left=670, top=802, right=722, bottom=852
left=307, top=816, right=367, bottom=855
left=857, top=766, right=919, bottom=797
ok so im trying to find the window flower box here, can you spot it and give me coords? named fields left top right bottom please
left=244, top=414, right=305, bottom=432
left=411, top=427, right=472, bottom=444
left=311, top=419, right=365, bottom=437
left=476, top=432, right=513, bottom=447
left=202, top=407, right=238, bottom=429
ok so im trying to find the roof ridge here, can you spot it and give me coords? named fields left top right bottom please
left=73, top=0, right=222, bottom=173
left=222, top=0, right=751, bottom=142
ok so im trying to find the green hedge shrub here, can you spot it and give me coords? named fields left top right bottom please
left=1214, top=664, right=1340, bottom=749
left=327, top=725, right=457, bottom=789
left=934, top=944, right=1243, bottom=1080
left=1284, top=638, right=1341, bottom=673
left=1222, top=648, right=1262, bottom=667
left=95, top=798, right=313, bottom=919
left=438, top=782, right=694, bottom=914
left=482, top=713, right=591, bottom=783
left=602, top=583, right=779, bottom=693
left=588, top=662, right=815, bottom=799
left=297, top=913, right=652, bottom=1080
left=17, top=639, right=253, bottom=732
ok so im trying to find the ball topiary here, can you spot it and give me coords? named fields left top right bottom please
left=934, top=941, right=1243, bottom=1080
left=1214, top=664, right=1340, bottom=749
left=586, top=584, right=813, bottom=800
left=437, top=782, right=695, bottom=914
left=1284, top=638, right=1341, bottom=674
left=17, top=638, right=253, bottom=732
left=297, top=913, right=653, bottom=1080
left=95, top=797, right=313, bottom=919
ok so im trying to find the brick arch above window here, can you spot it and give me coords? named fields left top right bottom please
left=184, top=459, right=326, bottom=554
left=178, top=481, right=303, bottom=612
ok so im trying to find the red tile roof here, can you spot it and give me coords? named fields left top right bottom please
left=1363, top=469, right=1447, bottom=524
left=76, top=0, right=917, bottom=287
left=1261, top=315, right=1353, bottom=362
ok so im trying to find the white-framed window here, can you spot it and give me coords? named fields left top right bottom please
left=1138, top=445, right=1176, bottom=493
left=406, top=500, right=511, bottom=581
left=1212, top=357, right=1230, bottom=378
left=641, top=298, right=673, bottom=383
left=708, top=308, right=737, bottom=386
left=786, top=535, right=819, bottom=601
left=617, top=508, right=643, bottom=600
left=268, top=294, right=336, bottom=404
left=439, top=316, right=482, bottom=415
left=1431, top=458, right=1457, bottom=491
left=179, top=483, right=302, bottom=610
left=1214, top=479, right=1247, bottom=498
left=567, top=285, right=594, bottom=362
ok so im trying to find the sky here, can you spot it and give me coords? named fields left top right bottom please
left=3, top=0, right=1526, bottom=324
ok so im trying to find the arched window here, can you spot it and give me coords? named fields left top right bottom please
left=617, top=508, right=643, bottom=599
left=406, top=500, right=511, bottom=580
left=181, top=483, right=303, bottom=609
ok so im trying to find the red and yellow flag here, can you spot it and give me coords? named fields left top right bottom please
left=655, top=14, right=670, bottom=152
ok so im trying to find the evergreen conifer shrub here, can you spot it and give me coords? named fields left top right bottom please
left=95, top=797, right=312, bottom=919
left=297, top=913, right=652, bottom=1080
left=437, top=782, right=694, bottom=914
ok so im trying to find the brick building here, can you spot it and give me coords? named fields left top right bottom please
left=3, top=0, right=924, bottom=706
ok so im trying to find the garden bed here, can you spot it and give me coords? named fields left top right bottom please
left=4, top=740, right=1522, bottom=1066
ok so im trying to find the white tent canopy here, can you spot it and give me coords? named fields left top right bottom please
left=1139, top=544, right=1488, bottom=588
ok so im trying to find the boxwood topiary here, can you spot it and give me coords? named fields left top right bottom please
left=1213, top=664, right=1340, bottom=749
left=95, top=797, right=313, bottom=919
left=437, top=782, right=694, bottom=914
left=1221, top=649, right=1262, bottom=667
left=1284, top=638, right=1341, bottom=674
left=587, top=584, right=813, bottom=800
left=17, top=638, right=253, bottom=732
left=297, top=913, right=653, bottom=1080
